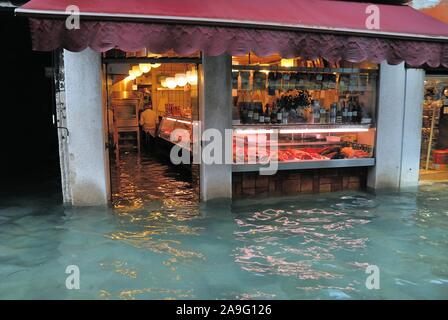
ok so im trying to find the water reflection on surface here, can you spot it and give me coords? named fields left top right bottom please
left=0, top=152, right=448, bottom=299
left=111, top=152, right=198, bottom=213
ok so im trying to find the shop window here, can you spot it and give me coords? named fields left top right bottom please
left=231, top=53, right=378, bottom=170
left=421, top=76, right=448, bottom=175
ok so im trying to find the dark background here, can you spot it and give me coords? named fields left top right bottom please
left=0, top=7, right=60, bottom=195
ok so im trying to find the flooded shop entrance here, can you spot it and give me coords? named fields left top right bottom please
left=420, top=74, right=448, bottom=182
left=103, top=50, right=200, bottom=208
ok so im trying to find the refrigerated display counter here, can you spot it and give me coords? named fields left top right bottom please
left=157, top=116, right=193, bottom=151
left=232, top=123, right=375, bottom=172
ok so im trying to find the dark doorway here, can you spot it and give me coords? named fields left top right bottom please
left=0, top=8, right=61, bottom=199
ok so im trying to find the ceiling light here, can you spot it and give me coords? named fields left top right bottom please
left=139, top=64, right=152, bottom=73
left=175, top=73, right=188, bottom=87
left=166, top=77, right=177, bottom=89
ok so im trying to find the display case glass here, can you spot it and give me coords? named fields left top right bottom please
left=231, top=54, right=378, bottom=171
left=233, top=123, right=375, bottom=171
left=157, top=117, right=193, bottom=150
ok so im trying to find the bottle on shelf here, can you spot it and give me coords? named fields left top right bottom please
left=277, top=107, right=284, bottom=124
left=282, top=108, right=289, bottom=124
left=264, top=104, right=271, bottom=124
left=349, top=97, right=357, bottom=124
left=347, top=97, right=353, bottom=123
left=330, top=103, right=337, bottom=124
left=259, top=104, right=265, bottom=123
left=336, top=102, right=343, bottom=124
left=247, top=103, right=254, bottom=124
left=341, top=100, right=349, bottom=123
left=313, top=100, right=321, bottom=124
left=358, top=101, right=365, bottom=123
left=253, top=103, right=260, bottom=123
left=239, top=103, right=245, bottom=124
left=354, top=96, right=363, bottom=123
left=320, top=105, right=326, bottom=124
left=271, top=105, right=278, bottom=124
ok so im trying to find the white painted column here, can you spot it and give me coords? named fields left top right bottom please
left=368, top=62, right=425, bottom=191
left=60, top=49, right=110, bottom=206
left=199, top=55, right=233, bottom=201
left=400, top=68, right=425, bottom=189
left=368, top=62, right=406, bottom=189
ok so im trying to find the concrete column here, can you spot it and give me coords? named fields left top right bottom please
left=199, top=55, right=233, bottom=201
left=400, top=68, right=425, bottom=189
left=59, top=49, right=110, bottom=206
left=368, top=62, right=425, bottom=191
left=368, top=62, right=406, bottom=190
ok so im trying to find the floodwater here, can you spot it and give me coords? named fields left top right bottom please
left=0, top=152, right=448, bottom=300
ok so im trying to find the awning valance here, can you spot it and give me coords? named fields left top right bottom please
left=16, top=0, right=448, bottom=67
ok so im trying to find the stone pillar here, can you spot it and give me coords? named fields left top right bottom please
left=199, top=55, right=233, bottom=201
left=368, top=62, right=425, bottom=190
left=368, top=62, right=406, bottom=190
left=400, top=68, right=425, bottom=189
left=57, top=49, right=110, bottom=206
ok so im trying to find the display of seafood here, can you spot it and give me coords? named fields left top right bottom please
left=233, top=145, right=371, bottom=163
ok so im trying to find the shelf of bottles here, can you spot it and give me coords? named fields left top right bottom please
left=231, top=64, right=377, bottom=171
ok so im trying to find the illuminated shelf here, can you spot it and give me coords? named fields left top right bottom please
left=232, top=158, right=375, bottom=172
left=232, top=65, right=378, bottom=75
left=165, top=117, right=193, bottom=125
left=233, top=124, right=372, bottom=135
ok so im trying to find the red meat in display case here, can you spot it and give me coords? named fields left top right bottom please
left=233, top=145, right=372, bottom=164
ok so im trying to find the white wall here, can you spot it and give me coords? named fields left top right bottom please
left=400, top=69, right=425, bottom=188
left=368, top=62, right=425, bottom=190
left=199, top=55, right=233, bottom=201
left=61, top=49, right=110, bottom=206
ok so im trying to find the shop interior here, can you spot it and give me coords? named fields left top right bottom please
left=420, top=75, right=448, bottom=182
left=103, top=50, right=199, bottom=204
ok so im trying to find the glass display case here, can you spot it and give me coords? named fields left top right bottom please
left=232, top=123, right=375, bottom=172
left=231, top=57, right=378, bottom=172
left=157, top=116, right=193, bottom=150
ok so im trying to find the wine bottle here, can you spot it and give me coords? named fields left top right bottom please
left=253, top=103, right=260, bottom=123
left=336, top=103, right=342, bottom=124
left=259, top=104, right=265, bottom=123
left=271, top=106, right=277, bottom=124
left=239, top=103, right=245, bottom=124
left=347, top=98, right=353, bottom=124
left=264, top=104, right=271, bottom=124
left=320, top=105, right=326, bottom=124
left=277, top=107, right=283, bottom=124
left=313, top=100, right=321, bottom=124
left=352, top=97, right=358, bottom=124
left=282, top=108, right=289, bottom=124
left=341, top=100, right=348, bottom=123
left=330, top=103, right=337, bottom=124
left=247, top=103, right=254, bottom=124
left=358, top=102, right=365, bottom=123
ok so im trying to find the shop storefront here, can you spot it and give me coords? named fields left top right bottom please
left=16, top=0, right=448, bottom=206
left=230, top=55, right=377, bottom=197
left=420, top=73, right=448, bottom=181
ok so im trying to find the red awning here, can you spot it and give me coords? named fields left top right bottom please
left=16, top=0, right=448, bottom=39
left=16, top=0, right=448, bottom=67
